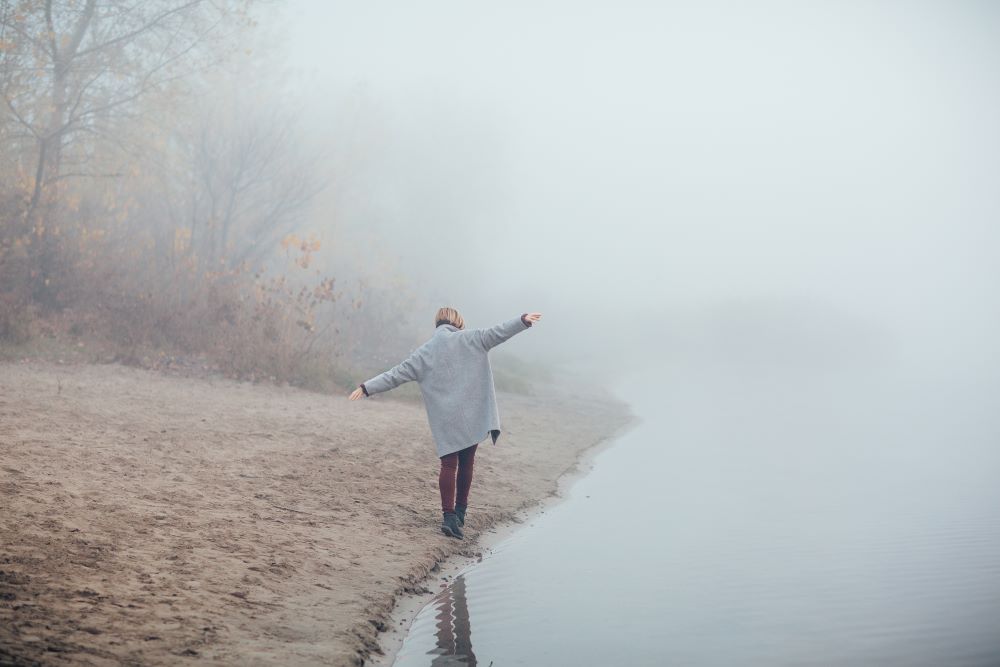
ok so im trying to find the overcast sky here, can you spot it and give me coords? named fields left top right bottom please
left=266, top=1, right=999, bottom=380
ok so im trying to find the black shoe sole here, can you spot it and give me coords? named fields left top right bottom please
left=441, top=524, right=464, bottom=539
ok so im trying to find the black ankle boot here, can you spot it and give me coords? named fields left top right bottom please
left=455, top=504, right=467, bottom=527
left=441, top=512, right=464, bottom=539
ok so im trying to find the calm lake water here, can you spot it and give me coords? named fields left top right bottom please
left=391, top=366, right=1000, bottom=666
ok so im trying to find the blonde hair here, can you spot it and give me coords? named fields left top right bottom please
left=434, top=306, right=465, bottom=330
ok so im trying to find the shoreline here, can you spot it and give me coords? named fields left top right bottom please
left=368, top=408, right=640, bottom=666
left=0, top=361, right=635, bottom=666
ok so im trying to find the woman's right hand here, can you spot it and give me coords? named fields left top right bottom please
left=349, top=387, right=366, bottom=401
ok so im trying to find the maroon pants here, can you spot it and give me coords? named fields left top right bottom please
left=439, top=444, right=478, bottom=513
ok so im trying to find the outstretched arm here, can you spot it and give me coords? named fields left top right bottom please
left=472, top=312, right=542, bottom=351
left=350, top=351, right=423, bottom=400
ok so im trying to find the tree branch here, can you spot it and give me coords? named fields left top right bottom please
left=74, top=0, right=203, bottom=59
left=2, top=92, right=39, bottom=137
left=49, top=170, right=123, bottom=182
left=63, top=0, right=99, bottom=62
left=44, top=0, right=58, bottom=60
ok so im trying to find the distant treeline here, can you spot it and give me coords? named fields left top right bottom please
left=0, top=0, right=434, bottom=392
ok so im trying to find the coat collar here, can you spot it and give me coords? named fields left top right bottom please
left=435, top=323, right=459, bottom=333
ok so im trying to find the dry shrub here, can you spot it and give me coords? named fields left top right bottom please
left=0, top=292, right=35, bottom=344
left=0, top=188, right=353, bottom=386
left=79, top=238, right=347, bottom=384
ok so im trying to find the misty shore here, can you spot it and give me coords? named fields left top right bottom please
left=0, top=361, right=633, bottom=666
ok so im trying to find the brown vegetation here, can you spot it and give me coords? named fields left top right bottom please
left=0, top=1, right=418, bottom=389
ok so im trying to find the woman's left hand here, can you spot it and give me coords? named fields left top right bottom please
left=349, top=387, right=366, bottom=400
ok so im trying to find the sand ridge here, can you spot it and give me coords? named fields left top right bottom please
left=0, top=362, right=631, bottom=666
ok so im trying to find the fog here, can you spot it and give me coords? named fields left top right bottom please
left=278, top=11, right=1000, bottom=665
left=273, top=12, right=1000, bottom=655
left=2, top=2, right=998, bottom=663
left=272, top=1, right=999, bottom=387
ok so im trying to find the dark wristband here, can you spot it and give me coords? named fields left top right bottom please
left=521, top=313, right=532, bottom=327
left=360, top=383, right=369, bottom=397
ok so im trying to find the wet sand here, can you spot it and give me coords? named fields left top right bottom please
left=0, top=362, right=633, bottom=666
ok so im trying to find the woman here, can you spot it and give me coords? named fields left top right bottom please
left=350, top=307, right=542, bottom=539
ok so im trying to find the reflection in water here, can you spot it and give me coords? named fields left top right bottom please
left=393, top=370, right=1000, bottom=666
left=429, top=575, right=477, bottom=666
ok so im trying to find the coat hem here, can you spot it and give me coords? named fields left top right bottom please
left=436, top=429, right=501, bottom=459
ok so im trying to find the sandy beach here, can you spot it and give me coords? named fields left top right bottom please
left=0, top=361, right=632, bottom=666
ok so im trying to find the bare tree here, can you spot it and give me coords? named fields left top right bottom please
left=194, top=106, right=323, bottom=271
left=0, top=0, right=253, bottom=302
left=1, top=0, right=251, bottom=220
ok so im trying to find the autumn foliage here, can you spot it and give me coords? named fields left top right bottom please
left=0, top=1, right=371, bottom=389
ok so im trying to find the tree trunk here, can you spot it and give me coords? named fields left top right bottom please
left=29, top=0, right=97, bottom=305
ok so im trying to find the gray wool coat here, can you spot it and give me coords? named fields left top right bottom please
left=361, top=315, right=532, bottom=457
